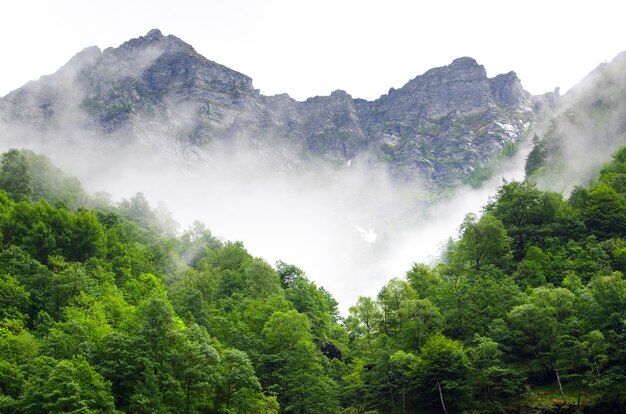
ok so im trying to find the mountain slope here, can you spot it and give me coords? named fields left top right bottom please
left=0, top=29, right=536, bottom=190
left=526, top=51, right=626, bottom=192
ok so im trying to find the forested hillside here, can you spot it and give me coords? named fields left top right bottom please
left=0, top=148, right=624, bottom=413
left=0, top=149, right=342, bottom=413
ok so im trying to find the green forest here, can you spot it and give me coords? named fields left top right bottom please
left=0, top=148, right=624, bottom=413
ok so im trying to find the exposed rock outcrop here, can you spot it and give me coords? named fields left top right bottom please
left=0, top=29, right=537, bottom=189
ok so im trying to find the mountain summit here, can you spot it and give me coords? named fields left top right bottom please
left=0, top=29, right=536, bottom=189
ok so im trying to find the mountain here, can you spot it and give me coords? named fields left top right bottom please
left=0, top=29, right=536, bottom=190
left=525, top=51, right=626, bottom=192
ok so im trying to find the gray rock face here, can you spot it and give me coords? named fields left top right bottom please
left=0, top=29, right=537, bottom=189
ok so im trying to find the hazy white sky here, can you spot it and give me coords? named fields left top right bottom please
left=1, top=0, right=624, bottom=100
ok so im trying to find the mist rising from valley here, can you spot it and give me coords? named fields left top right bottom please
left=0, top=117, right=532, bottom=312
left=0, top=30, right=549, bottom=311
left=528, top=51, right=626, bottom=195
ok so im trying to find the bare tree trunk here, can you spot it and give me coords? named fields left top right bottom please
left=389, top=381, right=396, bottom=414
left=555, top=368, right=567, bottom=404
left=437, top=381, right=448, bottom=414
left=402, top=384, right=406, bottom=414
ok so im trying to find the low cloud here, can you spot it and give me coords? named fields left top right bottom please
left=0, top=112, right=532, bottom=313
left=0, top=36, right=535, bottom=314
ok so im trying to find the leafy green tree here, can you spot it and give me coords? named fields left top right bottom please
left=388, top=350, right=417, bottom=414
left=464, top=269, right=522, bottom=336
left=583, top=184, right=626, bottom=239
left=486, top=181, right=571, bottom=259
left=0, top=324, right=39, bottom=367
left=580, top=330, right=609, bottom=392
left=346, top=296, right=382, bottom=354
left=128, top=363, right=167, bottom=414
left=19, top=356, right=115, bottom=413
left=173, top=324, right=219, bottom=414
left=587, top=271, right=626, bottom=332
left=598, top=146, right=626, bottom=193
left=45, top=262, right=89, bottom=318
left=399, top=298, right=443, bottom=350
left=406, top=263, right=441, bottom=299
left=179, top=221, right=222, bottom=266
left=123, top=272, right=168, bottom=305
left=340, top=358, right=366, bottom=413
left=467, top=335, right=525, bottom=406
left=0, top=274, right=30, bottom=322
left=118, top=192, right=160, bottom=230
left=20, top=150, right=86, bottom=208
left=244, top=258, right=281, bottom=299
left=68, top=210, right=106, bottom=261
left=413, top=333, right=471, bottom=412
left=216, top=348, right=262, bottom=412
left=261, top=310, right=340, bottom=414
left=377, top=279, right=416, bottom=340
left=276, top=261, right=305, bottom=289
left=515, top=245, right=551, bottom=287
left=284, top=271, right=339, bottom=340
left=93, top=331, right=144, bottom=410
left=42, top=293, right=114, bottom=360
left=432, top=274, right=472, bottom=339
left=507, top=287, right=576, bottom=379
left=525, top=134, right=547, bottom=177
left=0, top=360, right=24, bottom=402
left=458, top=213, right=512, bottom=271
left=550, top=237, right=611, bottom=282
left=0, top=149, right=32, bottom=202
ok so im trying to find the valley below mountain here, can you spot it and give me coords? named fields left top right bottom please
left=0, top=29, right=543, bottom=310
left=0, top=29, right=625, bottom=414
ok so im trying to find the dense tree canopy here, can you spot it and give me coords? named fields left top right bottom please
left=0, top=148, right=624, bottom=413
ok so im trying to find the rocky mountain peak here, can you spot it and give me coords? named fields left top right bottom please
left=56, top=46, right=102, bottom=79
left=146, top=28, right=164, bottom=38
left=450, top=56, right=480, bottom=68
left=330, top=89, right=351, bottom=99
left=69, top=46, right=102, bottom=65
left=0, top=31, right=539, bottom=191
left=111, top=28, right=194, bottom=56
left=419, top=57, right=487, bottom=81
left=490, top=71, right=531, bottom=107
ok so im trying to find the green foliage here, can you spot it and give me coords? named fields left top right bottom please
left=515, top=246, right=552, bottom=287
left=458, top=213, right=512, bottom=271
left=0, top=274, right=30, bottom=321
left=406, top=262, right=441, bottom=298
left=525, top=134, right=547, bottom=178
left=216, top=348, right=264, bottom=412
left=283, top=267, right=339, bottom=339
left=468, top=335, right=525, bottom=403
left=0, top=149, right=89, bottom=208
left=343, top=148, right=626, bottom=412
left=19, top=356, right=115, bottom=413
left=485, top=180, right=580, bottom=259
left=261, top=310, right=341, bottom=413
left=1, top=147, right=625, bottom=413
left=0, top=149, right=32, bottom=202
left=413, top=333, right=471, bottom=412
left=583, top=184, right=626, bottom=239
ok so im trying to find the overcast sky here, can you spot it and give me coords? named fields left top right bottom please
left=2, top=0, right=625, bottom=101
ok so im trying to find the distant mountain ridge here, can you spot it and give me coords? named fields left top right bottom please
left=0, top=29, right=537, bottom=189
